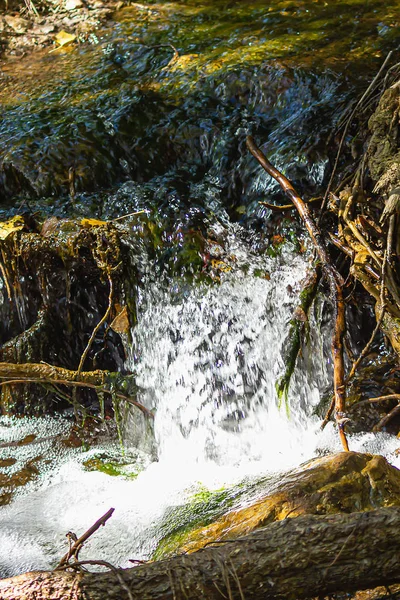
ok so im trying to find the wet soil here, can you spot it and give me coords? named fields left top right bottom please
left=0, top=0, right=118, bottom=58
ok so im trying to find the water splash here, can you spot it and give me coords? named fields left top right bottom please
left=126, top=229, right=322, bottom=469
left=1, top=230, right=400, bottom=578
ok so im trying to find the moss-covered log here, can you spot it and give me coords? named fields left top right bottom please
left=2, top=507, right=400, bottom=599
left=0, top=361, right=152, bottom=417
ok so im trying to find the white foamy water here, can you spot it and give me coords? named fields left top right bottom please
left=1, top=231, right=400, bottom=578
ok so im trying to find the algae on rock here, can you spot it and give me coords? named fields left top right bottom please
left=154, top=452, right=400, bottom=558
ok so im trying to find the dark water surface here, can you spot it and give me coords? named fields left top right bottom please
left=0, top=0, right=398, bottom=223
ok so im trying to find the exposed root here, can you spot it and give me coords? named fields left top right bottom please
left=247, top=135, right=349, bottom=451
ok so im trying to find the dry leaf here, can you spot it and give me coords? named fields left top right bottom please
left=0, top=216, right=25, bottom=240
left=353, top=250, right=370, bottom=266
left=51, top=30, right=76, bottom=51
left=80, top=218, right=108, bottom=227
left=110, top=306, right=130, bottom=335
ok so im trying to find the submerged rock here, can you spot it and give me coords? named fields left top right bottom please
left=154, top=452, right=400, bottom=558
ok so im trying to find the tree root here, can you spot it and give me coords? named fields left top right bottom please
left=247, top=136, right=349, bottom=451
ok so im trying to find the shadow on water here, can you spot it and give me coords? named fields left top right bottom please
left=0, top=0, right=398, bottom=226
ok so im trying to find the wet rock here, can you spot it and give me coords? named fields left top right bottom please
left=154, top=452, right=400, bottom=558
left=65, top=0, right=85, bottom=10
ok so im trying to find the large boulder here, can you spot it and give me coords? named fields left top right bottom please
left=155, top=451, right=400, bottom=558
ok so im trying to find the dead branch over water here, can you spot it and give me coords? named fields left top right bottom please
left=56, top=508, right=115, bottom=569
left=246, top=136, right=349, bottom=451
left=0, top=362, right=153, bottom=418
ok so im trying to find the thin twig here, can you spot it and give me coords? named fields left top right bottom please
left=112, top=210, right=146, bottom=222
left=353, top=394, right=400, bottom=406
left=346, top=311, right=385, bottom=381
left=56, top=508, right=115, bottom=569
left=247, top=135, right=349, bottom=451
left=319, top=51, right=393, bottom=221
left=77, top=273, right=113, bottom=375
left=259, top=197, right=322, bottom=212
left=0, top=378, right=153, bottom=418
left=328, top=523, right=358, bottom=567
left=321, top=395, right=335, bottom=430
left=374, top=403, right=400, bottom=432
left=227, top=557, right=245, bottom=600
left=328, top=234, right=380, bottom=280
left=345, top=220, right=389, bottom=380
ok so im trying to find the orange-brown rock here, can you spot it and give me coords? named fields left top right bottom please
left=160, top=451, right=400, bottom=557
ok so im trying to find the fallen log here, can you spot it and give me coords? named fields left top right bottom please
left=2, top=507, right=400, bottom=599
left=0, top=362, right=152, bottom=418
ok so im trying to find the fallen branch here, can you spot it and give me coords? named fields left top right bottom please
left=3, top=508, right=400, bottom=599
left=247, top=136, right=349, bottom=451
left=57, top=508, right=115, bottom=568
left=0, top=362, right=153, bottom=419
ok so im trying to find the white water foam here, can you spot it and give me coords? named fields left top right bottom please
left=1, top=231, right=400, bottom=577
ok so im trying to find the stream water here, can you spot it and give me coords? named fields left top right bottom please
left=1, top=233, right=400, bottom=577
left=1, top=0, right=400, bottom=579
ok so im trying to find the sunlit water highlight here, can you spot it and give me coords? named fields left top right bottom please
left=1, top=233, right=400, bottom=578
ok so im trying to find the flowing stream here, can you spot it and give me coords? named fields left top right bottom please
left=1, top=0, right=400, bottom=579
left=1, top=230, right=400, bottom=577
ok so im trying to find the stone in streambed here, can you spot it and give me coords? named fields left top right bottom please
left=154, top=452, right=400, bottom=558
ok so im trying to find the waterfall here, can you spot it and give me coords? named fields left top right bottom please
left=125, top=225, right=330, bottom=469
left=1, top=223, right=400, bottom=578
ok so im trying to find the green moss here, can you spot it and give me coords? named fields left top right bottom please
left=152, top=475, right=275, bottom=560
left=276, top=268, right=321, bottom=408
left=152, top=484, right=237, bottom=560
left=83, top=456, right=140, bottom=479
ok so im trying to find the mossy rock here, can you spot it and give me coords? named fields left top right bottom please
left=83, top=456, right=140, bottom=479
left=154, top=452, right=400, bottom=558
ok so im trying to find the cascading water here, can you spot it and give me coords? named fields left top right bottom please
left=1, top=223, right=399, bottom=578
left=127, top=228, right=328, bottom=468
left=2, top=0, right=400, bottom=581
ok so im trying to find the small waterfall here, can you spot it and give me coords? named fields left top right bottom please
left=125, top=225, right=330, bottom=471
left=1, top=226, right=399, bottom=578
